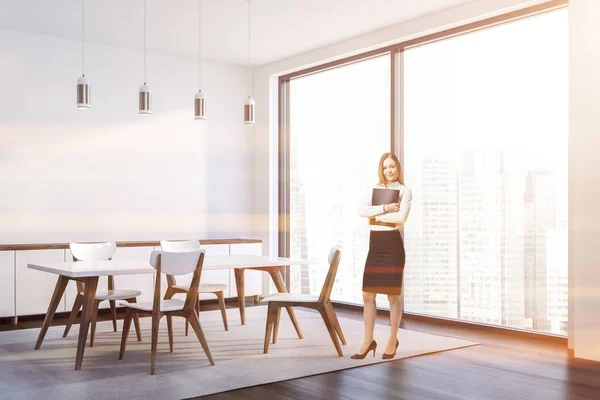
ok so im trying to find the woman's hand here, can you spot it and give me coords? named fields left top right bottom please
left=384, top=203, right=400, bottom=213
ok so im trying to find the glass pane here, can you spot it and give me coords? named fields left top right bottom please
left=289, top=54, right=391, bottom=307
left=402, top=9, right=568, bottom=335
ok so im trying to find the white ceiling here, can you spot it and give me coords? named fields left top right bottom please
left=0, top=0, right=474, bottom=67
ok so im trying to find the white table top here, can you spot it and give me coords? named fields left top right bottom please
left=27, top=255, right=315, bottom=278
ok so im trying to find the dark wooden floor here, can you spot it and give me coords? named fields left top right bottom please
left=2, top=300, right=599, bottom=400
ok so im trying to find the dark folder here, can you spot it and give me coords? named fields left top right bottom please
left=372, top=188, right=400, bottom=205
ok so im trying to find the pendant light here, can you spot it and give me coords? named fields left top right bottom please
left=194, top=0, right=206, bottom=120
left=244, top=0, right=255, bottom=125
left=139, top=0, right=151, bottom=115
left=76, top=0, right=90, bottom=109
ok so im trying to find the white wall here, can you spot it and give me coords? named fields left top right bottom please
left=569, top=0, right=600, bottom=362
left=0, top=28, right=254, bottom=243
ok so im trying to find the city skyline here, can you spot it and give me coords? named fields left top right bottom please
left=290, top=147, right=568, bottom=335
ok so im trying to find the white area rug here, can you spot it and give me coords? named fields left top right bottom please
left=0, top=306, right=478, bottom=399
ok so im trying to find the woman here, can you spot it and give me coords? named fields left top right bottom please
left=352, top=152, right=412, bottom=360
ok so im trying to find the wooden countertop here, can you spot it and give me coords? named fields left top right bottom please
left=0, top=238, right=261, bottom=251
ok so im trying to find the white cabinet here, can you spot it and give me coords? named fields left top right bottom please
left=0, top=251, right=14, bottom=317
left=16, top=249, right=66, bottom=316
left=229, top=243, right=264, bottom=298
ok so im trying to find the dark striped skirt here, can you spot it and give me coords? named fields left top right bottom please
left=362, top=230, right=405, bottom=295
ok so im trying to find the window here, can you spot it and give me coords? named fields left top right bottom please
left=282, top=5, right=568, bottom=337
left=402, top=8, right=568, bottom=335
left=288, top=55, right=391, bottom=307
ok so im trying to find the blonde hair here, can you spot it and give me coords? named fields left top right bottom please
left=377, top=152, right=403, bottom=185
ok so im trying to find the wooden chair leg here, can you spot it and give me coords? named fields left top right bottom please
left=188, top=312, right=215, bottom=366
left=285, top=307, right=303, bottom=339
left=272, top=308, right=281, bottom=344
left=163, top=287, right=176, bottom=300
left=263, top=303, right=278, bottom=354
left=90, top=300, right=100, bottom=347
left=325, top=301, right=346, bottom=345
left=109, top=300, right=117, bottom=332
left=127, top=298, right=143, bottom=342
left=186, top=299, right=201, bottom=336
left=166, top=315, right=174, bottom=353
left=185, top=303, right=193, bottom=337
left=318, top=306, right=343, bottom=357
left=266, top=268, right=303, bottom=339
left=185, top=300, right=196, bottom=337
left=119, top=308, right=134, bottom=360
left=216, top=291, right=228, bottom=331
left=63, top=293, right=84, bottom=338
left=164, top=288, right=181, bottom=339
left=150, top=313, right=161, bottom=375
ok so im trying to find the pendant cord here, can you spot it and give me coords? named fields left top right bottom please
left=82, top=0, right=85, bottom=75
left=144, top=0, right=147, bottom=84
left=248, top=0, right=251, bottom=97
left=198, top=0, right=202, bottom=92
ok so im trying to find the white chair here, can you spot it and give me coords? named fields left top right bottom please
left=63, top=242, right=142, bottom=347
left=261, top=246, right=346, bottom=356
left=160, top=240, right=229, bottom=333
left=119, top=250, right=214, bottom=375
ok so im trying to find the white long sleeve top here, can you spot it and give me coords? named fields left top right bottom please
left=358, top=181, right=412, bottom=231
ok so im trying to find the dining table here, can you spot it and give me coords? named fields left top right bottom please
left=28, top=254, right=313, bottom=370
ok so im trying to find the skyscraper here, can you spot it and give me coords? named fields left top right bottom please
left=497, top=149, right=525, bottom=329
left=458, top=149, right=502, bottom=325
left=524, top=170, right=555, bottom=331
left=405, top=147, right=545, bottom=331
left=404, top=153, right=458, bottom=318
left=546, top=229, right=568, bottom=334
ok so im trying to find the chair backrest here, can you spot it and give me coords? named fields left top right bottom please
left=159, top=240, right=202, bottom=287
left=318, top=246, right=343, bottom=303
left=69, top=242, right=118, bottom=293
left=149, top=250, right=205, bottom=311
left=70, top=242, right=117, bottom=261
left=160, top=240, right=201, bottom=252
left=150, top=250, right=204, bottom=276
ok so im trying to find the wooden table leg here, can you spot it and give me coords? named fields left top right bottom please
left=35, top=275, right=69, bottom=350
left=234, top=268, right=246, bottom=325
left=265, top=267, right=303, bottom=339
left=75, top=276, right=98, bottom=370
